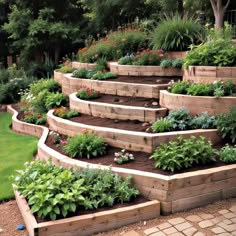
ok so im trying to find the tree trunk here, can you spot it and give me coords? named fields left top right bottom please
left=215, top=11, right=225, bottom=28
left=54, top=44, right=61, bottom=65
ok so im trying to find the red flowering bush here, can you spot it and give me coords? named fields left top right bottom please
left=76, top=86, right=99, bottom=100
left=23, top=112, right=46, bottom=125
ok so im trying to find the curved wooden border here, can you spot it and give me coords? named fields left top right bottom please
left=160, top=90, right=236, bottom=115
left=110, top=62, right=183, bottom=76
left=9, top=105, right=236, bottom=214
left=183, top=66, right=236, bottom=84
left=55, top=73, right=168, bottom=98
left=69, top=92, right=167, bottom=122
left=72, top=61, right=96, bottom=70
left=47, top=110, right=221, bottom=153
left=14, top=189, right=160, bottom=236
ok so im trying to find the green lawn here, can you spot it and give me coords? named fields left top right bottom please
left=0, top=113, right=38, bottom=201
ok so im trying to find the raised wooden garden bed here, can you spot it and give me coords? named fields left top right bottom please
left=110, top=62, right=183, bottom=76
left=47, top=110, right=221, bottom=153
left=165, top=51, right=187, bottom=59
left=160, top=90, right=236, bottom=115
left=55, top=73, right=168, bottom=98
left=69, top=93, right=167, bottom=122
left=71, top=61, right=96, bottom=70
left=183, top=66, right=236, bottom=84
left=9, top=105, right=236, bottom=215
left=14, top=189, right=160, bottom=236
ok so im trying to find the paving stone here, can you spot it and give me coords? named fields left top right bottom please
left=186, top=215, right=202, bottom=222
left=144, top=227, right=159, bottom=235
left=193, top=233, right=205, bottom=236
left=211, top=227, right=226, bottom=234
left=198, top=220, right=214, bottom=229
left=182, top=227, right=197, bottom=236
left=0, top=228, right=3, bottom=233
left=198, top=213, right=214, bottom=220
left=150, top=232, right=166, bottom=236
left=211, top=216, right=226, bottom=224
left=226, top=224, right=236, bottom=232
left=169, top=233, right=185, bottom=236
left=163, top=226, right=178, bottom=235
left=222, top=219, right=232, bottom=225
left=219, top=209, right=230, bottom=215
left=230, top=205, right=236, bottom=213
left=232, top=231, right=236, bottom=236
left=218, top=222, right=230, bottom=231
left=217, top=233, right=232, bottom=236
left=224, top=212, right=236, bottom=219
left=175, top=222, right=192, bottom=231
left=168, top=217, right=185, bottom=225
left=123, top=230, right=141, bottom=236
left=231, top=217, right=236, bottom=223
left=157, top=222, right=172, bottom=230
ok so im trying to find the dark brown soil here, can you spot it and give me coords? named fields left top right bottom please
left=104, top=76, right=181, bottom=85
left=69, top=114, right=151, bottom=132
left=89, top=94, right=160, bottom=108
left=45, top=134, right=226, bottom=176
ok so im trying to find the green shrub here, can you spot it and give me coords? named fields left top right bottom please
left=186, top=83, right=214, bottom=96
left=217, top=144, right=236, bottom=164
left=45, top=93, right=68, bottom=110
left=172, top=59, right=183, bottom=68
left=160, top=59, right=173, bottom=68
left=152, top=118, right=173, bottom=133
left=0, top=68, right=10, bottom=84
left=57, top=66, right=75, bottom=73
left=64, top=131, right=107, bottom=158
left=30, top=90, right=50, bottom=113
left=30, top=79, right=61, bottom=96
left=169, top=81, right=190, bottom=94
left=166, top=109, right=192, bottom=130
left=151, top=15, right=203, bottom=51
left=72, top=68, right=89, bottom=79
left=191, top=112, right=216, bottom=129
left=66, top=110, right=79, bottom=118
left=150, top=136, right=216, bottom=172
left=216, top=107, right=236, bottom=143
left=76, top=87, right=99, bottom=100
left=54, top=107, right=68, bottom=119
left=118, top=55, right=134, bottom=65
left=91, top=71, right=116, bottom=80
left=23, top=112, right=46, bottom=125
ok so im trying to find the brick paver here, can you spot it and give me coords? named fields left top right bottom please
left=198, top=220, right=214, bottom=228
left=175, top=222, right=192, bottom=231
left=211, top=226, right=226, bottom=234
left=186, top=215, right=202, bottom=222
left=144, top=227, right=159, bottom=235
left=198, top=213, right=214, bottom=220
left=168, top=217, right=186, bottom=225
left=157, top=222, right=172, bottom=230
left=182, top=227, right=197, bottom=236
left=163, top=226, right=178, bottom=235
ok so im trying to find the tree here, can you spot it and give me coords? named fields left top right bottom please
left=210, top=0, right=231, bottom=28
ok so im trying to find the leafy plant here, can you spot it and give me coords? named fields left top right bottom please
left=76, top=87, right=99, bottom=100
left=114, top=149, right=135, bottom=164
left=91, top=71, right=116, bottom=80
left=169, top=81, right=190, bottom=94
left=57, top=66, right=75, bottom=73
left=152, top=118, right=173, bottom=133
left=160, top=59, right=173, bottom=68
left=118, top=54, right=134, bottom=65
left=216, top=107, right=236, bottom=143
left=30, top=79, right=61, bottom=96
left=151, top=15, right=203, bottom=51
left=54, top=107, right=68, bottom=119
left=191, top=112, right=216, bottom=129
left=66, top=110, right=79, bottom=118
left=166, top=109, right=192, bottom=130
left=64, top=131, right=107, bottom=158
left=150, top=136, right=216, bottom=172
left=172, top=59, right=183, bottom=68
left=45, top=93, right=68, bottom=110
left=186, top=83, right=214, bottom=96
left=72, top=68, right=89, bottom=78
left=217, top=144, right=236, bottom=164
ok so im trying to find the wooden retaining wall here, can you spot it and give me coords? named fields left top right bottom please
left=160, top=90, right=236, bottom=115
left=69, top=92, right=167, bottom=122
left=183, top=66, right=236, bottom=84
left=110, top=62, right=183, bottom=76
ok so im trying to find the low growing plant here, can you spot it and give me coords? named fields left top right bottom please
left=45, top=92, right=68, bottom=110
left=160, top=59, right=173, bottom=68
left=169, top=81, right=190, bottom=94
left=216, top=107, right=236, bottom=143
left=91, top=71, right=116, bottom=80
left=53, top=107, right=79, bottom=119
left=64, top=131, right=107, bottom=158
left=114, top=149, right=135, bottom=165
left=118, top=54, right=134, bottom=65
left=217, top=144, right=236, bottom=164
left=76, top=86, right=99, bottom=100
left=152, top=118, right=173, bottom=133
left=57, top=65, right=75, bottom=73
left=150, top=136, right=216, bottom=172
left=191, top=112, right=216, bottom=129
left=23, top=112, right=47, bottom=125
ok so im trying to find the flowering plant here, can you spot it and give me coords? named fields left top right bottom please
left=76, top=86, right=99, bottom=100
left=114, top=149, right=135, bottom=164
left=49, top=131, right=68, bottom=148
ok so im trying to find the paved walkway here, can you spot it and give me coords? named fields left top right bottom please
left=121, top=203, right=236, bottom=236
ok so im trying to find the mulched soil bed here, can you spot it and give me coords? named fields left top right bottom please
left=87, top=94, right=160, bottom=108
left=45, top=134, right=226, bottom=176
left=74, top=75, right=181, bottom=84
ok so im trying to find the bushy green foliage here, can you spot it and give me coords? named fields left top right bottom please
left=45, top=93, right=68, bottom=110
left=30, top=79, right=61, bottom=96
left=160, top=59, right=173, bottom=68
left=152, top=118, right=173, bottom=133
left=57, top=66, right=75, bottom=73
left=217, top=144, right=236, bottom=164
left=169, top=81, right=190, bottom=94
left=191, top=112, right=216, bottom=129
left=172, top=59, right=183, bottom=68
left=186, top=83, right=214, bottom=96
left=72, top=68, right=90, bottom=78
left=23, top=113, right=47, bottom=125
left=166, top=109, right=192, bottom=130
left=13, top=160, right=139, bottom=220
left=91, top=71, right=116, bottom=80
left=118, top=54, right=134, bottom=65
left=216, top=107, right=236, bottom=143
left=76, top=87, right=99, bottom=100
left=64, top=131, right=107, bottom=158
left=54, top=107, right=79, bottom=119
left=150, top=136, right=216, bottom=172
left=30, top=90, right=50, bottom=113
left=151, top=15, right=203, bottom=51
left=66, top=110, right=79, bottom=118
